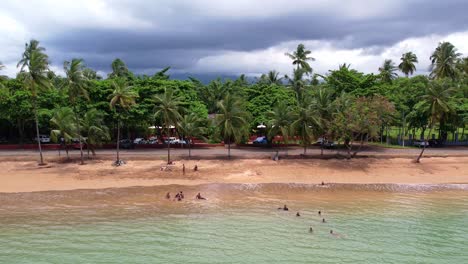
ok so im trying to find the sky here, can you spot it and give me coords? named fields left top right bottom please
left=1, top=0, right=468, bottom=79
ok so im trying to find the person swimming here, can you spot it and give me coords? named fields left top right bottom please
left=318, top=210, right=321, bottom=216
left=196, top=193, right=206, bottom=200
left=322, top=218, right=326, bottom=223
left=278, top=205, right=289, bottom=211
left=330, top=229, right=333, bottom=234
left=166, top=192, right=171, bottom=199
left=194, top=165, right=198, bottom=171
left=309, top=227, right=313, bottom=233
left=296, top=212, right=301, bottom=217
left=321, top=181, right=325, bottom=186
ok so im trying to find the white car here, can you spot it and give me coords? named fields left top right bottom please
left=133, top=138, right=146, bottom=144
left=413, top=140, right=429, bottom=147
left=171, top=139, right=187, bottom=144
left=35, top=135, right=51, bottom=143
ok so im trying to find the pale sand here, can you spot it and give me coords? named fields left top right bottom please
left=0, top=156, right=467, bottom=193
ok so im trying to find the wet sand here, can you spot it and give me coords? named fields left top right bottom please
left=1, top=155, right=467, bottom=193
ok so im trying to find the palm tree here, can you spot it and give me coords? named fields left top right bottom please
left=50, top=107, right=77, bottom=160
left=109, top=78, right=138, bottom=165
left=430, top=42, right=462, bottom=80
left=291, top=97, right=320, bottom=154
left=153, top=88, right=183, bottom=164
left=216, top=93, right=249, bottom=158
left=178, top=113, right=206, bottom=158
left=398, top=52, right=418, bottom=77
left=267, top=102, right=292, bottom=157
left=286, top=68, right=307, bottom=102
left=63, top=58, right=89, bottom=164
left=285, top=44, right=315, bottom=73
left=108, top=58, right=131, bottom=79
left=311, top=88, right=334, bottom=155
left=0, top=62, right=7, bottom=87
left=81, top=109, right=110, bottom=158
left=267, top=70, right=283, bottom=85
left=17, top=39, right=52, bottom=165
left=379, top=59, right=398, bottom=83
left=416, top=81, right=455, bottom=162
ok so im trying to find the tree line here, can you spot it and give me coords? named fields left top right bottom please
left=0, top=40, right=467, bottom=165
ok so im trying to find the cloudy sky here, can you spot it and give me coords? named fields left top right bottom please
left=1, top=0, right=468, bottom=79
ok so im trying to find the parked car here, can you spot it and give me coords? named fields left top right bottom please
left=164, top=137, right=177, bottom=144
left=133, top=138, right=146, bottom=144
left=253, top=136, right=268, bottom=144
left=323, top=141, right=336, bottom=149
left=428, top=139, right=443, bottom=147
left=171, top=139, right=187, bottom=145
left=119, top=139, right=134, bottom=149
left=413, top=140, right=429, bottom=148
left=34, top=135, right=51, bottom=143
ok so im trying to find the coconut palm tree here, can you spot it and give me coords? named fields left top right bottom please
left=267, top=70, right=283, bottom=85
left=153, top=88, right=183, bottom=164
left=291, top=97, right=320, bottom=154
left=216, top=93, right=249, bottom=158
left=17, top=39, right=52, bottom=165
left=285, top=44, right=315, bottom=73
left=416, top=81, right=455, bottom=163
left=81, top=109, right=110, bottom=158
left=286, top=68, right=307, bottom=102
left=267, top=102, right=292, bottom=157
left=311, top=88, right=334, bottom=155
left=379, top=59, right=398, bottom=83
left=109, top=78, right=138, bottom=165
left=430, top=42, right=462, bottom=80
left=50, top=107, right=77, bottom=160
left=398, top=52, right=418, bottom=77
left=178, top=113, right=206, bottom=158
left=63, top=58, right=89, bottom=164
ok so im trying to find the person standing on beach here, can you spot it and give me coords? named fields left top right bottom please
left=166, top=192, right=171, bottom=199
left=182, top=164, right=186, bottom=175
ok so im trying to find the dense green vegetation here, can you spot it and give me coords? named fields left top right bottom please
left=0, top=40, right=467, bottom=164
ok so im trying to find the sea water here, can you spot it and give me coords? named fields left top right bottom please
left=0, top=184, right=467, bottom=263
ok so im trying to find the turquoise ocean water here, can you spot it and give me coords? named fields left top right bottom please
left=1, top=184, right=467, bottom=263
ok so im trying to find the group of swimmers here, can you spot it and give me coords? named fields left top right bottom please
left=166, top=191, right=206, bottom=201
left=279, top=205, right=342, bottom=237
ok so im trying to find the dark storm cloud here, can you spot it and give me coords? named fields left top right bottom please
left=40, top=0, right=468, bottom=74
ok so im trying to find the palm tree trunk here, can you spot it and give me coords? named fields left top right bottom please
left=33, top=97, right=45, bottom=165
left=416, top=127, right=433, bottom=163
left=228, top=138, right=231, bottom=158
left=303, top=145, right=307, bottom=155
left=167, top=127, right=171, bottom=164
left=73, top=105, right=84, bottom=165
left=116, top=119, right=120, bottom=163
left=320, top=141, right=324, bottom=156
left=188, top=138, right=192, bottom=158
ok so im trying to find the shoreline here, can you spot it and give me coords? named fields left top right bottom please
left=1, top=155, right=468, bottom=193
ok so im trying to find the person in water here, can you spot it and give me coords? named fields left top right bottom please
left=179, top=191, right=185, bottom=199
left=330, top=230, right=333, bottom=234
left=321, top=181, right=325, bottom=186
left=318, top=210, right=321, bottom=216
left=194, top=165, right=198, bottom=171
left=166, top=192, right=171, bottom=199
left=278, top=205, right=289, bottom=211
left=296, top=212, right=301, bottom=217
left=309, top=227, right=313, bottom=233
left=322, top=218, right=326, bottom=223
left=196, top=193, right=206, bottom=200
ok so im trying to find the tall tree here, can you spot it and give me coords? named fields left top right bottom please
left=0, top=62, right=7, bottom=87
left=379, top=59, right=398, bottom=83
left=178, top=113, right=206, bottom=158
left=291, top=96, right=320, bottom=154
left=17, top=39, right=52, bottom=165
left=286, top=68, right=307, bottom=102
left=108, top=58, right=131, bottom=79
left=50, top=107, right=77, bottom=160
left=285, top=44, right=315, bottom=74
left=63, top=58, right=89, bottom=164
left=153, top=88, right=183, bottom=164
left=81, top=109, right=110, bottom=158
left=430, top=42, right=461, bottom=80
left=216, top=93, right=249, bottom=158
left=109, top=78, right=138, bottom=165
left=267, top=102, right=292, bottom=157
left=310, top=88, right=334, bottom=155
left=398, top=52, right=418, bottom=77
left=416, top=81, right=455, bottom=162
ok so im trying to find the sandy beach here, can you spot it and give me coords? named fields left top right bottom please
left=1, top=154, right=467, bottom=193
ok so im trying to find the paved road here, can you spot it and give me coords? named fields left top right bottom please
left=1, top=145, right=467, bottom=159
